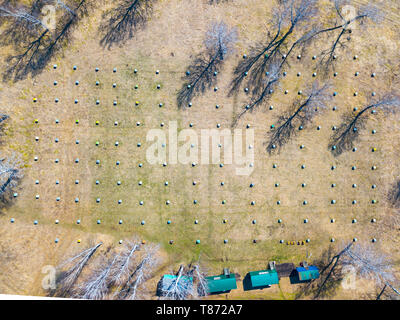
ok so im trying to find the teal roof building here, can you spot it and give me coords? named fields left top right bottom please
left=206, top=274, right=237, bottom=294
left=249, top=269, right=279, bottom=287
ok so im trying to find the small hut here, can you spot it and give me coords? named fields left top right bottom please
left=275, top=262, right=295, bottom=278
left=296, top=262, right=320, bottom=281
left=205, top=269, right=237, bottom=294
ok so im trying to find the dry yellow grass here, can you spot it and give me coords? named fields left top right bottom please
left=0, top=0, right=399, bottom=299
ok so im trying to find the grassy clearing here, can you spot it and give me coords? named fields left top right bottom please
left=0, top=0, right=399, bottom=299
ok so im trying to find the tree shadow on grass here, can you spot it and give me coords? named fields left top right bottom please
left=294, top=245, right=346, bottom=300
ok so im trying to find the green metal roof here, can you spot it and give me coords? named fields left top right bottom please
left=206, top=274, right=237, bottom=293
left=249, top=269, right=279, bottom=287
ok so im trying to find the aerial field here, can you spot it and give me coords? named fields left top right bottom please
left=0, top=0, right=399, bottom=299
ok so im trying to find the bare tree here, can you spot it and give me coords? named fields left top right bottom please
left=208, top=0, right=230, bottom=4
left=99, top=0, right=155, bottom=49
left=0, top=4, right=48, bottom=29
left=233, top=61, right=281, bottom=125
left=315, top=0, right=385, bottom=74
left=191, top=264, right=208, bottom=297
left=159, top=265, right=194, bottom=300
left=0, top=112, right=9, bottom=142
left=311, top=242, right=399, bottom=300
left=342, top=244, right=400, bottom=298
left=56, top=0, right=76, bottom=15
left=55, top=242, right=102, bottom=297
left=265, top=81, right=332, bottom=154
left=177, top=21, right=237, bottom=109
left=53, top=238, right=162, bottom=300
left=232, top=28, right=323, bottom=126
left=230, top=0, right=324, bottom=125
left=295, top=245, right=347, bottom=299
left=313, top=242, right=353, bottom=299
left=158, top=263, right=207, bottom=299
left=0, top=0, right=88, bottom=81
left=388, top=180, right=400, bottom=209
left=229, top=0, right=318, bottom=96
left=329, top=93, right=400, bottom=156
left=0, top=113, right=8, bottom=123
left=231, top=0, right=385, bottom=124
left=109, top=239, right=141, bottom=288
left=119, top=244, right=160, bottom=300
left=78, top=240, right=152, bottom=300
left=376, top=284, right=400, bottom=300
left=0, top=1, right=50, bottom=62
left=0, top=152, right=23, bottom=207
left=79, top=254, right=118, bottom=300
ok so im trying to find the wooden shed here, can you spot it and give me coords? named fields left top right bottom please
left=276, top=262, right=295, bottom=278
